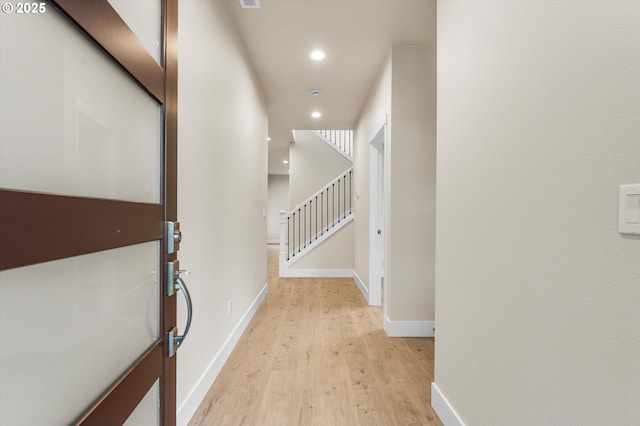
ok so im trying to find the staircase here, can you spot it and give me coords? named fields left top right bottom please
left=313, top=130, right=353, bottom=161
left=279, top=166, right=353, bottom=277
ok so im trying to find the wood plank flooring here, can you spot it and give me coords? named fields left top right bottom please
left=189, top=245, right=442, bottom=426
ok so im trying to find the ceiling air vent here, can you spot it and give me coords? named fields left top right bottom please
left=239, top=0, right=261, bottom=8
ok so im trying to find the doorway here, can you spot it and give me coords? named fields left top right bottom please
left=368, top=119, right=387, bottom=308
left=0, top=1, right=179, bottom=424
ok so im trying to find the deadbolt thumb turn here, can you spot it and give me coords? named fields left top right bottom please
left=166, top=221, right=182, bottom=254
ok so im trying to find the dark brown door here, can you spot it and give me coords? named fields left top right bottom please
left=0, top=1, right=178, bottom=424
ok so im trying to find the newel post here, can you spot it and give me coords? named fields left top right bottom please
left=279, top=210, right=287, bottom=277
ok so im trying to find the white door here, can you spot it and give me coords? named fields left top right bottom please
left=369, top=121, right=387, bottom=307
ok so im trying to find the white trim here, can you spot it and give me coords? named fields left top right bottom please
left=282, top=268, right=354, bottom=278
left=267, top=238, right=279, bottom=244
left=431, top=382, right=465, bottom=426
left=368, top=120, right=387, bottom=307
left=177, top=283, right=269, bottom=426
left=368, top=145, right=381, bottom=306
left=352, top=270, right=369, bottom=301
left=383, top=315, right=435, bottom=337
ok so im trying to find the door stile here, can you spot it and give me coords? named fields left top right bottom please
left=162, top=0, right=179, bottom=424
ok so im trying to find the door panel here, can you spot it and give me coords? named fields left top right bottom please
left=124, top=379, right=161, bottom=426
left=0, top=0, right=178, bottom=424
left=0, top=4, right=161, bottom=202
left=0, top=242, right=160, bottom=425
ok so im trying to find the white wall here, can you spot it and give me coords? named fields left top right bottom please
left=177, top=1, right=268, bottom=423
left=267, top=174, right=289, bottom=243
left=352, top=45, right=437, bottom=329
left=435, top=1, right=640, bottom=424
left=353, top=53, right=392, bottom=293
left=288, top=130, right=354, bottom=270
left=288, top=223, right=354, bottom=270
left=387, top=46, right=437, bottom=322
left=289, top=130, right=352, bottom=208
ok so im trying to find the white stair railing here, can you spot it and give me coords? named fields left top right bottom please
left=279, top=168, right=353, bottom=269
left=314, top=130, right=353, bottom=161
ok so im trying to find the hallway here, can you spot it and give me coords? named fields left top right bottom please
left=189, top=245, right=442, bottom=425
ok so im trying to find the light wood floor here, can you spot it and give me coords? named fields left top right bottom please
left=189, top=245, right=442, bottom=426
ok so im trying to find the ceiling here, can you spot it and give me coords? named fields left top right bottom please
left=226, top=0, right=436, bottom=175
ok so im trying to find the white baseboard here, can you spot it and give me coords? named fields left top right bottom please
left=431, top=382, right=465, bottom=426
left=177, top=283, right=269, bottom=426
left=283, top=268, right=354, bottom=278
left=384, top=315, right=435, bottom=337
left=352, top=270, right=369, bottom=301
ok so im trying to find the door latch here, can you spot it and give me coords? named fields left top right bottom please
left=168, top=326, right=179, bottom=358
left=166, top=221, right=182, bottom=254
left=167, top=260, right=190, bottom=296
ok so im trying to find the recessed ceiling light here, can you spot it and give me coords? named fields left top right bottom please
left=310, top=50, right=326, bottom=61
left=267, top=137, right=271, bottom=141
left=310, top=88, right=322, bottom=96
left=311, top=111, right=322, bottom=119
left=283, top=160, right=289, bottom=164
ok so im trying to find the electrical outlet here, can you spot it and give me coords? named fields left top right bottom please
left=227, top=301, right=232, bottom=317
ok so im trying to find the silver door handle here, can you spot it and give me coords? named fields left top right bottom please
left=168, top=274, right=193, bottom=357
left=174, top=276, right=192, bottom=347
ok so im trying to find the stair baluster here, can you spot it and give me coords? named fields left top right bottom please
left=279, top=168, right=354, bottom=271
